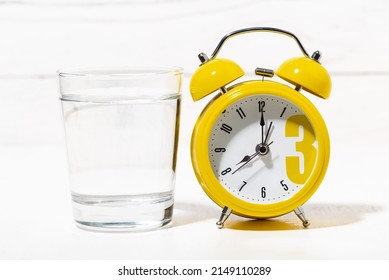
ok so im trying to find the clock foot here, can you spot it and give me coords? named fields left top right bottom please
left=216, top=206, right=232, bottom=229
left=294, top=206, right=310, bottom=228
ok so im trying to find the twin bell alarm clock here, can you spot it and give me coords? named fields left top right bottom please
left=189, top=27, right=331, bottom=228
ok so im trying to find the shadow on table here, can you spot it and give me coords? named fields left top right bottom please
left=173, top=202, right=384, bottom=231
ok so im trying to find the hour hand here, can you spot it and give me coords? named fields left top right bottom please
left=232, top=152, right=258, bottom=175
left=232, top=142, right=275, bottom=174
left=236, top=153, right=255, bottom=165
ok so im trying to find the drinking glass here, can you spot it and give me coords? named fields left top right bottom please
left=58, top=66, right=182, bottom=232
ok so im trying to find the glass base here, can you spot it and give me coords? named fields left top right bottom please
left=71, top=192, right=174, bottom=232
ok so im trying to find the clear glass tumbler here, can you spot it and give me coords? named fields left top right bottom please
left=58, top=66, right=182, bottom=232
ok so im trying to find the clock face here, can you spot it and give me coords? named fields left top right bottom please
left=208, top=94, right=318, bottom=204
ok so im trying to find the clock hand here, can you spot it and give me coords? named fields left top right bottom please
left=232, top=153, right=258, bottom=175
left=264, top=121, right=273, bottom=144
left=235, top=152, right=257, bottom=165
left=260, top=109, right=265, bottom=144
left=232, top=142, right=274, bottom=175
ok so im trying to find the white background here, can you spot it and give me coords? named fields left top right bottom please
left=0, top=0, right=389, bottom=263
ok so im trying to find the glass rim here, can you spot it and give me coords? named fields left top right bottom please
left=57, top=66, right=183, bottom=78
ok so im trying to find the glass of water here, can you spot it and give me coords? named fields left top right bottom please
left=58, top=66, right=182, bottom=232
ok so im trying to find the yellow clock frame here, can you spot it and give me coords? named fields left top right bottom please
left=190, top=27, right=332, bottom=228
left=191, top=80, right=330, bottom=219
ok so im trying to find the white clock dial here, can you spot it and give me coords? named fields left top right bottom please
left=209, top=94, right=318, bottom=204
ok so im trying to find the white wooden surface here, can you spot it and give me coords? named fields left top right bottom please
left=0, top=0, right=389, bottom=260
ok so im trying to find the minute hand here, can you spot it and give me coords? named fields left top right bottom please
left=260, top=110, right=265, bottom=144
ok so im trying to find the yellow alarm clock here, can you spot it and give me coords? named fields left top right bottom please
left=190, top=27, right=331, bottom=228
